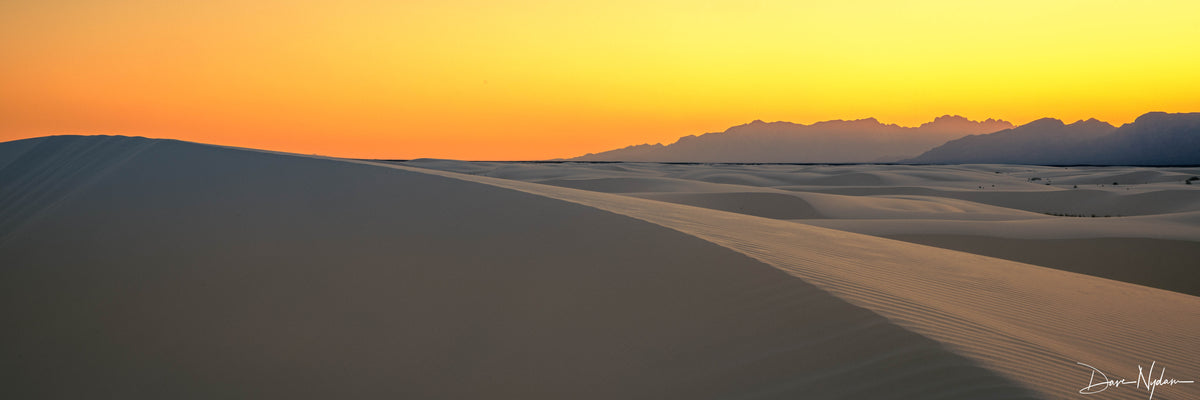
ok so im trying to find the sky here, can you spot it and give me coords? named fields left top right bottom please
left=2, top=1, right=1198, bottom=160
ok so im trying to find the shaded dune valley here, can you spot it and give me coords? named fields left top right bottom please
left=2, top=136, right=1199, bottom=399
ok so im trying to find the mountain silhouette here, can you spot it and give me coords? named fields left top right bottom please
left=906, top=112, right=1200, bottom=165
left=569, top=116, right=1013, bottom=163
left=903, top=118, right=1116, bottom=164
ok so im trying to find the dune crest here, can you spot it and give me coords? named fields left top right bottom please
left=1, top=136, right=1040, bottom=398
left=389, top=159, right=1200, bottom=400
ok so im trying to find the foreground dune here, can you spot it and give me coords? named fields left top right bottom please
left=1, top=136, right=1035, bottom=398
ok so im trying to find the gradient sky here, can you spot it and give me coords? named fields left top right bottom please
left=2, top=1, right=1198, bottom=160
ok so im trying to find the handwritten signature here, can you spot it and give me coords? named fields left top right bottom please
left=1077, top=361, right=1195, bottom=400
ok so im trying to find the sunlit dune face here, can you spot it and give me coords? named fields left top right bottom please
left=2, top=0, right=1198, bottom=159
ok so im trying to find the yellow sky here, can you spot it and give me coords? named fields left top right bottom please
left=2, top=0, right=1198, bottom=159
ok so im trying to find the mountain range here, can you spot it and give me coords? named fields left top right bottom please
left=569, top=116, right=1013, bottom=163
left=568, top=112, right=1200, bottom=165
left=906, top=112, right=1200, bottom=165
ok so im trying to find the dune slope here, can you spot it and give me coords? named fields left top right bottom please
left=404, top=161, right=1200, bottom=297
left=884, top=235, right=1200, bottom=297
left=0, top=136, right=1035, bottom=399
left=394, top=159, right=1200, bottom=400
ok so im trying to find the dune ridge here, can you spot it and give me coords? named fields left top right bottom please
left=382, top=159, right=1200, bottom=399
left=402, top=160, right=1200, bottom=292
left=0, top=135, right=157, bottom=238
left=883, top=235, right=1200, bottom=297
left=0, top=136, right=1040, bottom=399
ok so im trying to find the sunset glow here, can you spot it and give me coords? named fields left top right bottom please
left=3, top=0, right=1198, bottom=159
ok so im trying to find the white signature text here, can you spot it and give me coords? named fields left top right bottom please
left=1077, top=361, right=1195, bottom=400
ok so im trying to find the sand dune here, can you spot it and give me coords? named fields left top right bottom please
left=402, top=158, right=1200, bottom=397
left=793, top=211, right=1200, bottom=241
left=407, top=161, right=1200, bottom=273
left=628, top=192, right=824, bottom=219
left=795, top=185, right=1200, bottom=216
left=407, top=162, right=1068, bottom=221
left=5, top=136, right=1199, bottom=399
left=885, top=235, right=1200, bottom=297
left=628, top=190, right=1047, bottom=221
left=391, top=158, right=1200, bottom=400
left=1, top=136, right=1040, bottom=399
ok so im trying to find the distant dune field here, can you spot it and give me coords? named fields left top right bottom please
left=406, top=159, right=1200, bottom=296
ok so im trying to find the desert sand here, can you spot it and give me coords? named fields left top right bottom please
left=2, top=135, right=1198, bottom=399
left=404, top=160, right=1200, bottom=296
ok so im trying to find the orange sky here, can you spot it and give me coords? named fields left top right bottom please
left=2, top=0, right=1198, bottom=160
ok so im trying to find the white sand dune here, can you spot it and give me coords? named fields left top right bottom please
left=792, top=213, right=1200, bottom=299
left=5, top=136, right=1199, bottom=399
left=412, top=161, right=1200, bottom=219
left=884, top=235, right=1200, bottom=297
left=416, top=162, right=1063, bottom=221
left=792, top=192, right=1048, bottom=220
left=794, top=211, right=1200, bottom=240
left=2, top=136, right=1042, bottom=399
left=790, top=186, right=1200, bottom=217
left=391, top=159, right=1200, bottom=400
left=407, top=162, right=1199, bottom=297
left=628, top=192, right=824, bottom=219
left=628, top=190, right=1048, bottom=221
